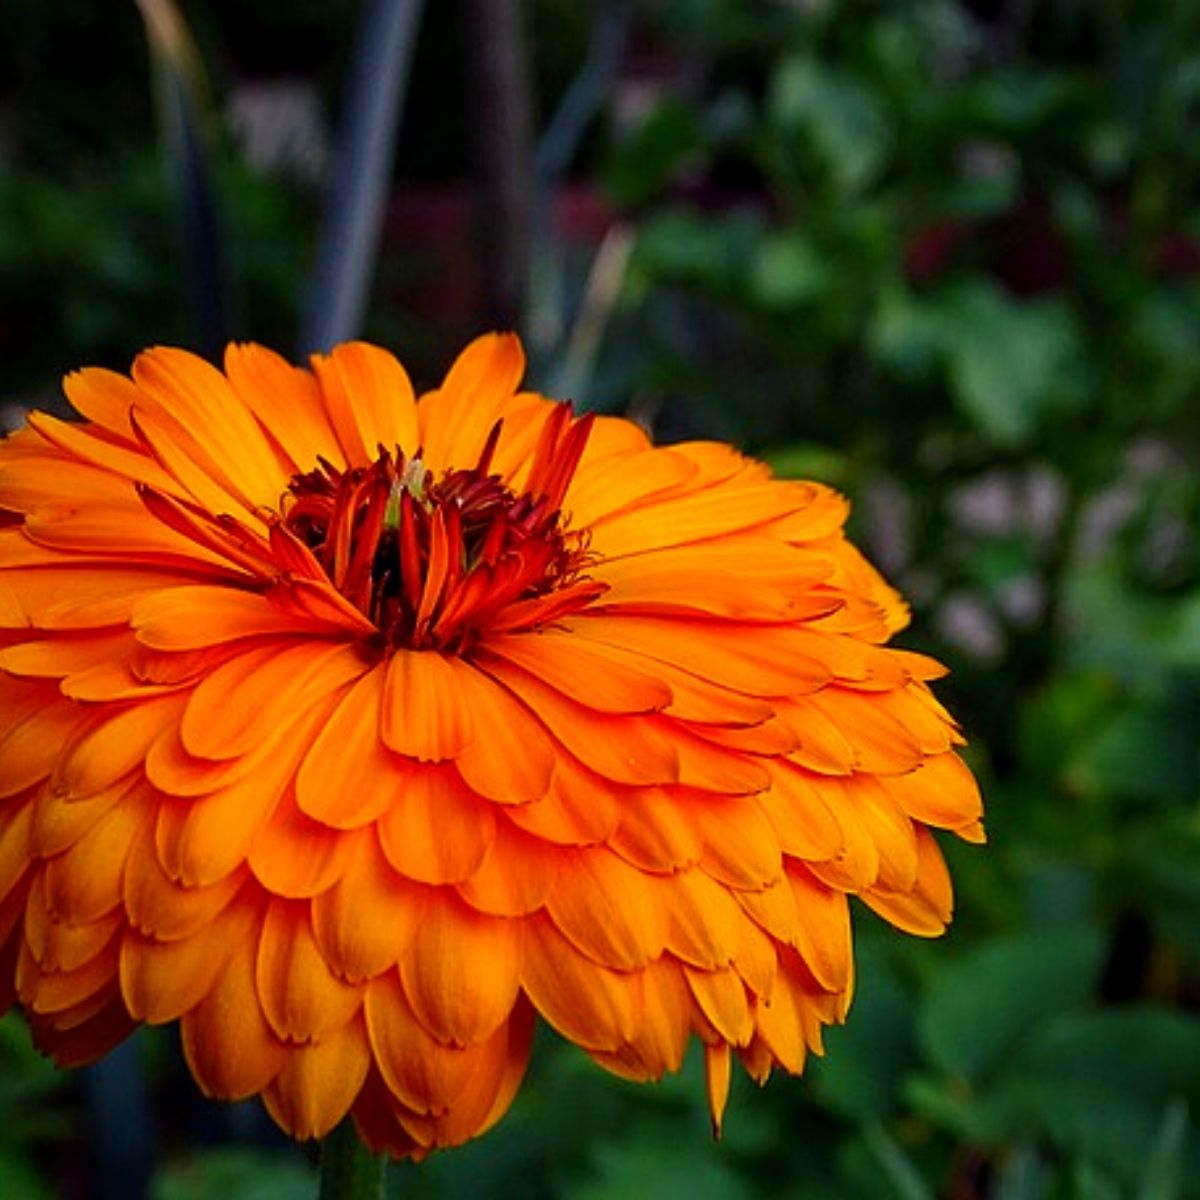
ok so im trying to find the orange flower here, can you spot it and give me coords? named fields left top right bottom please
left=0, top=334, right=983, bottom=1157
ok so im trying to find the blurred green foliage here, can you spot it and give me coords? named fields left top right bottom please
left=3, top=0, right=1200, bottom=1197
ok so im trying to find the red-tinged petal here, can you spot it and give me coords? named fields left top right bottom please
left=0, top=801, right=34, bottom=899
left=519, top=913, right=639, bottom=1052
left=181, top=640, right=365, bottom=760
left=380, top=649, right=473, bottom=761
left=310, top=343, right=419, bottom=467
left=456, top=818, right=559, bottom=917
left=448, top=660, right=555, bottom=804
left=312, top=834, right=429, bottom=983
left=54, top=694, right=187, bottom=801
left=480, top=657, right=680, bottom=787
left=546, top=847, right=667, bottom=971
left=294, top=664, right=411, bottom=828
left=132, top=347, right=287, bottom=510
left=256, top=899, right=363, bottom=1042
left=400, top=892, right=520, bottom=1046
left=608, top=787, right=701, bottom=873
left=263, top=1016, right=371, bottom=1141
left=377, top=766, right=495, bottom=885
left=686, top=966, right=753, bottom=1047
left=224, top=343, right=344, bottom=474
left=658, top=867, right=742, bottom=970
left=28, top=997, right=138, bottom=1070
left=119, top=892, right=257, bottom=1023
left=416, top=333, right=525, bottom=472
left=180, top=908, right=287, bottom=1100
left=44, top=801, right=149, bottom=924
left=248, top=794, right=360, bottom=900
left=503, top=753, right=619, bottom=846
left=481, top=632, right=673, bottom=715
left=785, top=864, right=852, bottom=993
left=691, top=796, right=784, bottom=891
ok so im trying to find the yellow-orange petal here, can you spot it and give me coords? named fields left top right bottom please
left=44, top=801, right=149, bottom=925
left=263, top=1016, right=372, bottom=1141
left=180, top=906, right=287, bottom=1100
left=784, top=864, right=852, bottom=993
left=519, top=914, right=639, bottom=1052
left=256, top=899, right=363, bottom=1042
left=312, top=835, right=428, bottom=983
left=399, top=892, right=520, bottom=1047
left=546, top=846, right=667, bottom=971
left=608, top=787, right=701, bottom=873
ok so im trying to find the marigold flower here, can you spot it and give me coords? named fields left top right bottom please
left=0, top=334, right=983, bottom=1157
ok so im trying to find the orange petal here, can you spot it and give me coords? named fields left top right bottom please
left=691, top=796, right=783, bottom=890
left=256, top=899, right=363, bottom=1042
left=861, top=825, right=953, bottom=937
left=757, top=764, right=845, bottom=862
left=263, top=1015, right=371, bottom=1141
left=44, top=801, right=149, bottom=924
left=181, top=640, right=365, bottom=760
left=377, top=766, right=496, bottom=885
left=546, top=847, right=666, bottom=970
left=784, top=864, right=852, bottom=993
left=400, top=891, right=520, bottom=1046
left=224, top=342, right=344, bottom=474
left=55, top=694, right=187, bottom=801
left=294, top=664, right=411, bottom=828
left=0, top=701, right=85, bottom=799
left=519, top=913, right=639, bottom=1052
left=608, top=787, right=701, bottom=873
left=416, top=333, right=526, bottom=472
left=704, top=1043, right=733, bottom=1138
left=881, top=751, right=983, bottom=831
left=312, top=834, right=428, bottom=983
left=480, top=657, right=679, bottom=787
left=479, top=633, right=672, bottom=715
left=380, top=649, right=473, bottom=761
left=589, top=956, right=690, bottom=1081
left=686, top=966, right=753, bottom=1047
left=456, top=819, right=559, bottom=917
left=32, top=777, right=129, bottom=858
left=504, top=753, right=618, bottom=846
left=118, top=892, right=257, bottom=1023
left=310, top=342, right=419, bottom=466
left=248, top=793, right=360, bottom=900
left=448, top=660, right=555, bottom=805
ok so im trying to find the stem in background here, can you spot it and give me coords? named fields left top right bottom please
left=462, top=0, right=535, bottom=330
left=300, top=0, right=426, bottom=355
left=319, top=1118, right=386, bottom=1200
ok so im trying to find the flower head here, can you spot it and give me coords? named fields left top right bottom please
left=0, top=334, right=983, bottom=1157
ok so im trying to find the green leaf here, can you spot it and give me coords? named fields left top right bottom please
left=603, top=99, right=705, bottom=209
left=937, top=282, right=1086, bottom=446
left=916, top=926, right=1105, bottom=1081
left=749, top=232, right=829, bottom=310
left=767, top=56, right=891, bottom=194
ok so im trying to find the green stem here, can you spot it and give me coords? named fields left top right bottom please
left=319, top=1118, right=386, bottom=1200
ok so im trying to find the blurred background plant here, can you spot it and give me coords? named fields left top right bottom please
left=3, top=0, right=1200, bottom=1196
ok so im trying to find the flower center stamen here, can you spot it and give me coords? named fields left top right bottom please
left=280, top=406, right=604, bottom=653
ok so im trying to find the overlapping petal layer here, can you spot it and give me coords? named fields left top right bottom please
left=0, top=334, right=983, bottom=1158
